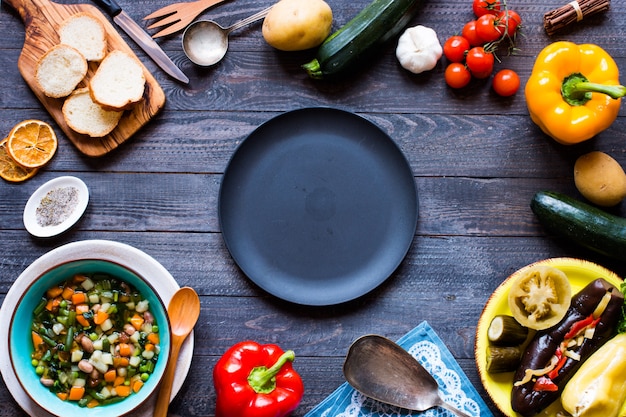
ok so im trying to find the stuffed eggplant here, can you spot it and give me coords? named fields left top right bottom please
left=511, top=278, right=624, bottom=416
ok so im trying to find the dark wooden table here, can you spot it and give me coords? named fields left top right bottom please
left=1, top=0, right=625, bottom=415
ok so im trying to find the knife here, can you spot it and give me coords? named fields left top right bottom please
left=93, top=0, right=189, bottom=84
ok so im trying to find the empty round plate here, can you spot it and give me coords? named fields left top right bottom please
left=23, top=176, right=89, bottom=237
left=219, top=108, right=418, bottom=306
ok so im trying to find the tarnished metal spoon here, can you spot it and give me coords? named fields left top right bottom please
left=154, top=287, right=201, bottom=417
left=182, top=6, right=271, bottom=66
left=343, top=334, right=473, bottom=417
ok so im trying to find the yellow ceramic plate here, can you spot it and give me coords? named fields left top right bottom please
left=475, top=258, right=623, bottom=416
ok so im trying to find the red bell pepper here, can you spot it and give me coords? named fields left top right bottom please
left=213, top=341, right=304, bottom=417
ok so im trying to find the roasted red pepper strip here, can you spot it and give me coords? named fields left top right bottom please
left=213, top=341, right=304, bottom=417
left=564, top=314, right=595, bottom=339
left=547, top=350, right=567, bottom=380
left=533, top=376, right=559, bottom=392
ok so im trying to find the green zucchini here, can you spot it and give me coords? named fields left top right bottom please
left=302, top=0, right=422, bottom=79
left=530, top=190, right=626, bottom=260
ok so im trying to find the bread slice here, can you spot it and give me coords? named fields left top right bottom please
left=63, top=87, right=123, bottom=137
left=59, top=13, right=107, bottom=62
left=89, top=50, right=146, bottom=110
left=35, top=44, right=88, bottom=98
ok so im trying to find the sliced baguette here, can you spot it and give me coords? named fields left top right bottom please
left=59, top=13, right=107, bottom=62
left=35, top=44, right=88, bottom=98
left=63, top=87, right=123, bottom=137
left=89, top=50, right=146, bottom=111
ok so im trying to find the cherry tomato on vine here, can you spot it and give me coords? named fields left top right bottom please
left=445, top=63, right=472, bottom=89
left=492, top=69, right=520, bottom=96
left=466, top=46, right=494, bottom=79
left=476, top=14, right=504, bottom=43
left=497, top=10, right=522, bottom=37
left=472, top=0, right=501, bottom=17
left=462, top=20, right=484, bottom=47
left=443, top=36, right=470, bottom=62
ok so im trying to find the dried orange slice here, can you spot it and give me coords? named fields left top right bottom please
left=0, top=138, right=39, bottom=182
left=6, top=119, right=58, bottom=168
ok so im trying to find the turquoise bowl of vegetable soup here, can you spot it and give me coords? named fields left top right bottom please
left=8, top=258, right=171, bottom=417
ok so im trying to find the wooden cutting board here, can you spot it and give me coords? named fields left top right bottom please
left=5, top=0, right=166, bottom=157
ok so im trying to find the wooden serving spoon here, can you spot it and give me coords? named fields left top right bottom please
left=154, top=287, right=201, bottom=417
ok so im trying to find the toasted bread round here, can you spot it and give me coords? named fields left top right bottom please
left=35, top=44, right=88, bottom=98
left=59, top=13, right=107, bottom=62
left=89, top=50, right=146, bottom=111
left=63, top=87, right=123, bottom=137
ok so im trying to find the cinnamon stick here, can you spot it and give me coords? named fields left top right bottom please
left=543, top=0, right=610, bottom=36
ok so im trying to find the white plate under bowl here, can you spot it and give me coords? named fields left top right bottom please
left=0, top=240, right=195, bottom=417
left=23, top=176, right=89, bottom=238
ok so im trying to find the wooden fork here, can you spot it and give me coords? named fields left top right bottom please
left=143, top=0, right=229, bottom=38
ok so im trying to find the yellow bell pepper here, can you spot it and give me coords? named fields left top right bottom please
left=525, top=41, right=626, bottom=145
left=561, top=333, right=626, bottom=417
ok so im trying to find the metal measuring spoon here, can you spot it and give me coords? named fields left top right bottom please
left=182, top=6, right=272, bottom=66
left=343, top=334, right=473, bottom=417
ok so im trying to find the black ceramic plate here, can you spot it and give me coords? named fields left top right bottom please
left=219, top=108, right=418, bottom=306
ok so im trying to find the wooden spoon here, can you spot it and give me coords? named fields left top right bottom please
left=154, top=287, right=201, bottom=417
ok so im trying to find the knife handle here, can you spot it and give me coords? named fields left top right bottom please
left=92, top=0, right=122, bottom=17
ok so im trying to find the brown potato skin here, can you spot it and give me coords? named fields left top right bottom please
left=511, top=278, right=624, bottom=417
left=262, top=0, right=333, bottom=51
left=574, top=151, right=626, bottom=207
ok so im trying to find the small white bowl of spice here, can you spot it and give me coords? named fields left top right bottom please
left=23, top=176, right=89, bottom=237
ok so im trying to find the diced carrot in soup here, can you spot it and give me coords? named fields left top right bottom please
left=61, top=286, right=74, bottom=300
left=147, top=332, right=159, bottom=344
left=118, top=343, right=132, bottom=357
left=32, top=331, right=43, bottom=349
left=114, top=375, right=126, bottom=387
left=94, top=310, right=109, bottom=325
left=71, top=292, right=87, bottom=305
left=104, top=369, right=117, bottom=383
left=68, top=386, right=85, bottom=401
left=130, top=313, right=144, bottom=330
left=132, top=380, right=144, bottom=393
left=87, top=399, right=100, bottom=408
left=115, top=385, right=131, bottom=397
left=46, top=286, right=63, bottom=298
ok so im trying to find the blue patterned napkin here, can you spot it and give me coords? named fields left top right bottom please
left=304, top=321, right=493, bottom=417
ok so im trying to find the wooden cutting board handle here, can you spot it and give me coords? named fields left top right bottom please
left=3, top=0, right=31, bottom=22
left=5, top=0, right=166, bottom=157
left=5, top=0, right=85, bottom=46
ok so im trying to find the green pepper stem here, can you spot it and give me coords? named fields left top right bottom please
left=562, top=73, right=626, bottom=106
left=247, top=350, right=295, bottom=394
left=574, top=82, right=626, bottom=99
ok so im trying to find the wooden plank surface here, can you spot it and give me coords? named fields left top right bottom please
left=1, top=0, right=626, bottom=415
left=3, top=0, right=165, bottom=157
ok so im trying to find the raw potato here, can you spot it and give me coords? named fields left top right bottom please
left=262, top=0, right=332, bottom=51
left=574, top=151, right=626, bottom=207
